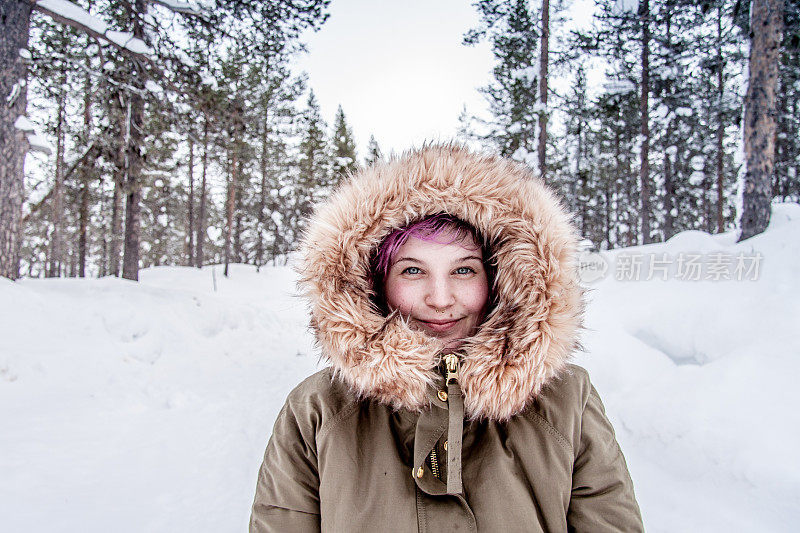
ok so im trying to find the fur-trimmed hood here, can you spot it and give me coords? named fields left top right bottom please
left=297, top=145, right=583, bottom=421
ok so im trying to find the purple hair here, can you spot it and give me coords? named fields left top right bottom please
left=372, top=214, right=481, bottom=278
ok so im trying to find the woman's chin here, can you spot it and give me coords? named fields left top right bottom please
left=439, top=338, right=465, bottom=353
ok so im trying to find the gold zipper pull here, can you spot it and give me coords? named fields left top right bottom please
left=444, top=353, right=460, bottom=385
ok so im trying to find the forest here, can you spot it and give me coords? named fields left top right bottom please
left=0, top=0, right=798, bottom=281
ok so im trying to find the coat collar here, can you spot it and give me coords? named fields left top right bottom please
left=298, top=145, right=583, bottom=421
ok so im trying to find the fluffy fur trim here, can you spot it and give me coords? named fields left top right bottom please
left=297, top=145, right=583, bottom=421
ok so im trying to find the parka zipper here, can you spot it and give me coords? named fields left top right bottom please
left=427, top=354, right=461, bottom=482
left=444, top=353, right=460, bottom=385
left=429, top=446, right=441, bottom=480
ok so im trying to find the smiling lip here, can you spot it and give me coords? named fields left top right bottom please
left=418, top=318, right=462, bottom=332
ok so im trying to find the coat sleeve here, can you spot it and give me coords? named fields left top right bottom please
left=566, top=384, right=644, bottom=533
left=249, top=396, right=322, bottom=533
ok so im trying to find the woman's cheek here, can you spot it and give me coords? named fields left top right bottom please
left=462, top=279, right=489, bottom=312
left=386, top=280, right=416, bottom=315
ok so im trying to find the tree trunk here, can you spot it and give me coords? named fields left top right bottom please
left=576, top=125, right=585, bottom=235
left=664, top=149, right=674, bottom=239
left=100, top=186, right=108, bottom=277
left=224, top=100, right=243, bottom=277
left=537, top=0, right=549, bottom=181
left=604, top=180, right=611, bottom=249
left=78, top=66, right=92, bottom=278
left=195, top=114, right=208, bottom=268
left=48, top=84, right=67, bottom=277
left=639, top=0, right=652, bottom=244
left=187, top=139, right=195, bottom=266
left=121, top=0, right=147, bottom=281
left=740, top=0, right=783, bottom=240
left=224, top=149, right=237, bottom=277
left=715, top=5, right=726, bottom=233
left=256, top=119, right=268, bottom=270
left=121, top=177, right=142, bottom=280
left=109, top=166, right=124, bottom=276
left=703, top=163, right=711, bottom=232
left=234, top=208, right=242, bottom=263
left=773, top=55, right=787, bottom=199
left=613, top=116, right=623, bottom=248
left=0, top=1, right=32, bottom=280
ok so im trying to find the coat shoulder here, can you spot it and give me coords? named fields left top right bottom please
left=282, top=367, right=361, bottom=437
left=521, top=364, right=594, bottom=454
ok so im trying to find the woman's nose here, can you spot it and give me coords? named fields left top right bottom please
left=424, top=278, right=456, bottom=309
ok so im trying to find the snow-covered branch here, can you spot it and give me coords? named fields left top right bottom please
left=32, top=0, right=152, bottom=57
left=148, top=0, right=203, bottom=15
left=14, top=116, right=53, bottom=155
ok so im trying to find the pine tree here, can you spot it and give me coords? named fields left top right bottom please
left=464, top=0, right=541, bottom=157
left=297, top=90, right=329, bottom=222
left=365, top=135, right=383, bottom=166
left=330, top=105, right=358, bottom=184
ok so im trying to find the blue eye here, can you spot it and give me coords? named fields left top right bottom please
left=402, top=266, right=421, bottom=275
left=455, top=267, right=475, bottom=275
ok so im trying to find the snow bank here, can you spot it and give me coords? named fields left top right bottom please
left=0, top=263, right=319, bottom=532
left=1, top=204, right=798, bottom=531
left=574, top=202, right=800, bottom=532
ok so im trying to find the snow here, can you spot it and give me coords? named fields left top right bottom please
left=511, top=146, right=537, bottom=167
left=6, top=78, right=25, bottom=106
left=14, top=115, right=36, bottom=133
left=654, top=104, right=669, bottom=119
left=206, top=226, right=221, bottom=240
left=17, top=117, right=53, bottom=154
left=26, top=133, right=54, bottom=155
left=201, top=73, right=219, bottom=89
left=36, top=0, right=151, bottom=56
left=510, top=65, right=537, bottom=82
left=152, top=0, right=203, bottom=14
left=145, top=80, right=163, bottom=93
left=105, top=31, right=152, bottom=56
left=174, top=48, right=198, bottom=68
left=18, top=48, right=32, bottom=60
left=37, top=0, right=109, bottom=35
left=612, top=0, right=640, bottom=15
left=2, top=204, right=800, bottom=531
left=603, top=79, right=636, bottom=95
left=575, top=202, right=800, bottom=531
left=689, top=170, right=705, bottom=186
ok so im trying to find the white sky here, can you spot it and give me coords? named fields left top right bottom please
left=293, top=0, right=495, bottom=158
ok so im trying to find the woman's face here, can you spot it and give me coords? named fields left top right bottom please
left=384, top=232, right=489, bottom=352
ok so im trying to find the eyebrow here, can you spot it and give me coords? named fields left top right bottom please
left=394, top=255, right=483, bottom=264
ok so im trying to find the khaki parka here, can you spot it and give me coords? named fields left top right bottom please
left=250, top=146, right=644, bottom=532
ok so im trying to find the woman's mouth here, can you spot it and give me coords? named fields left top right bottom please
left=417, top=318, right=462, bottom=333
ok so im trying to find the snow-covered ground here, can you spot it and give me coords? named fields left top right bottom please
left=2, top=204, right=798, bottom=532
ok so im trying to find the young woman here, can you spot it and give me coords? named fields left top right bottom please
left=249, top=145, right=643, bottom=532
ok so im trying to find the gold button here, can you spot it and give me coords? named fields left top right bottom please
left=437, top=390, right=448, bottom=401
left=416, top=466, right=424, bottom=478
left=444, top=440, right=448, bottom=451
